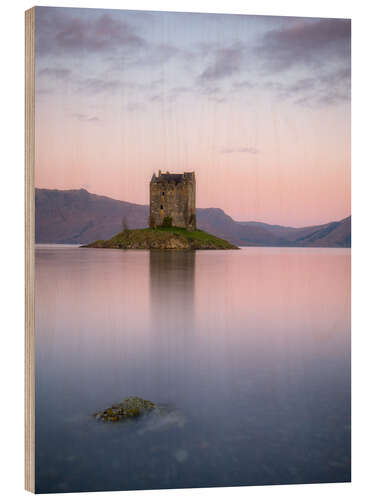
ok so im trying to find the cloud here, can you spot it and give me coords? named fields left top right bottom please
left=77, top=77, right=123, bottom=93
left=264, top=66, right=350, bottom=107
left=307, top=67, right=350, bottom=105
left=36, top=7, right=182, bottom=73
left=195, top=18, right=350, bottom=108
left=135, top=43, right=179, bottom=66
left=284, top=78, right=316, bottom=93
left=38, top=67, right=71, bottom=79
left=37, top=67, right=166, bottom=98
left=35, top=87, right=53, bottom=96
left=210, top=96, right=227, bottom=104
left=200, top=86, right=221, bottom=95
left=221, top=147, right=259, bottom=154
left=36, top=8, right=147, bottom=57
left=263, top=78, right=316, bottom=99
left=319, top=66, right=350, bottom=86
left=71, top=113, right=99, bottom=122
left=258, top=18, right=351, bottom=72
left=232, top=81, right=255, bottom=90
left=293, top=80, right=350, bottom=107
left=35, top=9, right=350, bottom=110
left=126, top=102, right=143, bottom=112
left=149, top=93, right=164, bottom=102
left=199, top=43, right=243, bottom=81
left=170, top=86, right=191, bottom=95
left=151, top=78, right=164, bottom=87
left=35, top=7, right=183, bottom=102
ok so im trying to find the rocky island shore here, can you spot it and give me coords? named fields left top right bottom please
left=82, top=226, right=238, bottom=250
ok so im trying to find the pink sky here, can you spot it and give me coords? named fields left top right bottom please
left=35, top=8, right=350, bottom=227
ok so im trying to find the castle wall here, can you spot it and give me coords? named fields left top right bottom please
left=149, top=172, right=196, bottom=230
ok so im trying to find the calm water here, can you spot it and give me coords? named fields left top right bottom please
left=35, top=246, right=351, bottom=493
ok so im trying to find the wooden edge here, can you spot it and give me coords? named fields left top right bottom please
left=25, top=6, right=35, bottom=494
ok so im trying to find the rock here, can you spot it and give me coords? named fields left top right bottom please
left=94, top=396, right=156, bottom=422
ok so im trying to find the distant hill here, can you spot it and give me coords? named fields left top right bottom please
left=35, top=188, right=351, bottom=247
left=35, top=188, right=148, bottom=244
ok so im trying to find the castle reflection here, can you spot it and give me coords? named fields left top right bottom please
left=149, top=250, right=196, bottom=320
left=148, top=250, right=196, bottom=401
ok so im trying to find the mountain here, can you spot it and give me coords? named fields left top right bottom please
left=35, top=188, right=148, bottom=244
left=35, top=188, right=351, bottom=247
left=235, top=217, right=351, bottom=247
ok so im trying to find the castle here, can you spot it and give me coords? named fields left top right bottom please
left=149, top=171, right=196, bottom=230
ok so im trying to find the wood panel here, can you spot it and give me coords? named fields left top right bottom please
left=25, top=6, right=35, bottom=494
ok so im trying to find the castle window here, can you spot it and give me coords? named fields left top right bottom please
left=160, top=205, right=163, bottom=210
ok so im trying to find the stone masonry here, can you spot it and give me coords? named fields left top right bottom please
left=149, top=171, right=196, bottom=230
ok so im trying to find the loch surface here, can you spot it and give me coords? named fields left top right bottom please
left=35, top=245, right=351, bottom=493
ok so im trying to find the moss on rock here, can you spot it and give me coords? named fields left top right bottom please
left=93, top=396, right=156, bottom=422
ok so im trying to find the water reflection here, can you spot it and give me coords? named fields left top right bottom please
left=35, top=246, right=350, bottom=493
left=149, top=250, right=195, bottom=324
left=148, top=250, right=196, bottom=405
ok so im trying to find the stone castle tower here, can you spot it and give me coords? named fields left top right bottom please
left=149, top=171, right=196, bottom=230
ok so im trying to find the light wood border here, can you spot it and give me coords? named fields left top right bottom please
left=25, top=6, right=35, bottom=494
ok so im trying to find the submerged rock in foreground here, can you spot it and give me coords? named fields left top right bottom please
left=82, top=227, right=238, bottom=250
left=94, top=396, right=156, bottom=422
left=94, top=396, right=188, bottom=432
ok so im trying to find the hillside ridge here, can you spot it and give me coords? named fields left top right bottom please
left=35, top=188, right=351, bottom=247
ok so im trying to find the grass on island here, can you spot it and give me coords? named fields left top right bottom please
left=83, top=226, right=238, bottom=250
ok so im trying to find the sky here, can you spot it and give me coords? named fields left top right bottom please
left=35, top=7, right=351, bottom=227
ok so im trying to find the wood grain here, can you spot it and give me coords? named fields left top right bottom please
left=25, top=6, right=35, bottom=494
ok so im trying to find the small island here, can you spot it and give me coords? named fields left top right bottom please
left=83, top=226, right=238, bottom=250
left=83, top=170, right=238, bottom=250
